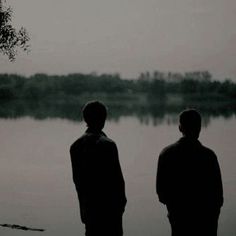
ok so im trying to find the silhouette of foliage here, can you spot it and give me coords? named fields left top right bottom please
left=0, top=2, right=30, bottom=61
left=0, top=71, right=236, bottom=101
left=0, top=70, right=236, bottom=125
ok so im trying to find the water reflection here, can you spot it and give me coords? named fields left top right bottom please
left=0, top=100, right=235, bottom=127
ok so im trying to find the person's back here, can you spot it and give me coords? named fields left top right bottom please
left=70, top=101, right=126, bottom=236
left=156, top=109, right=223, bottom=236
left=70, top=129, right=126, bottom=219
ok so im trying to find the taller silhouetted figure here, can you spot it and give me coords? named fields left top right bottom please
left=156, top=109, right=223, bottom=236
left=70, top=101, right=127, bottom=236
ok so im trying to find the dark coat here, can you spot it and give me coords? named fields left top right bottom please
left=156, top=137, right=223, bottom=218
left=70, top=128, right=127, bottom=223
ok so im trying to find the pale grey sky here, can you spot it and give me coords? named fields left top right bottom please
left=0, top=0, right=236, bottom=79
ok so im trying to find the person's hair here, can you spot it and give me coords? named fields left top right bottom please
left=179, top=109, right=201, bottom=138
left=82, top=101, right=107, bottom=129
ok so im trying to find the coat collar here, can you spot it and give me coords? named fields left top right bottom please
left=85, top=128, right=107, bottom=137
left=178, top=136, right=201, bottom=146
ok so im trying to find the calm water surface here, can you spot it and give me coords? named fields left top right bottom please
left=0, top=115, right=235, bottom=236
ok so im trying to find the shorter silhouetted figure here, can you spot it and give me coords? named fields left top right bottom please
left=70, top=101, right=127, bottom=236
left=156, top=109, right=223, bottom=236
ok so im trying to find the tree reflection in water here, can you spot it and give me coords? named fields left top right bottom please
left=0, top=98, right=235, bottom=127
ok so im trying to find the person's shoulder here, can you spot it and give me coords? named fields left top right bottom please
left=98, top=134, right=116, bottom=147
left=200, top=143, right=217, bottom=159
left=159, top=140, right=180, bottom=157
left=70, top=133, right=87, bottom=152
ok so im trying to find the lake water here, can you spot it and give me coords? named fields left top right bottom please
left=0, top=113, right=235, bottom=236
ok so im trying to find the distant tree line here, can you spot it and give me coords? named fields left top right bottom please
left=0, top=71, right=236, bottom=101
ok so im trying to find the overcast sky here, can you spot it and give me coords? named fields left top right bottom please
left=0, top=0, right=236, bottom=79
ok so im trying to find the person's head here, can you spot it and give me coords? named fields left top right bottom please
left=82, top=101, right=107, bottom=131
left=179, top=109, right=201, bottom=139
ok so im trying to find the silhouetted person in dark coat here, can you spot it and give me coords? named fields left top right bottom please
left=70, top=101, right=127, bottom=236
left=156, top=109, right=223, bottom=236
